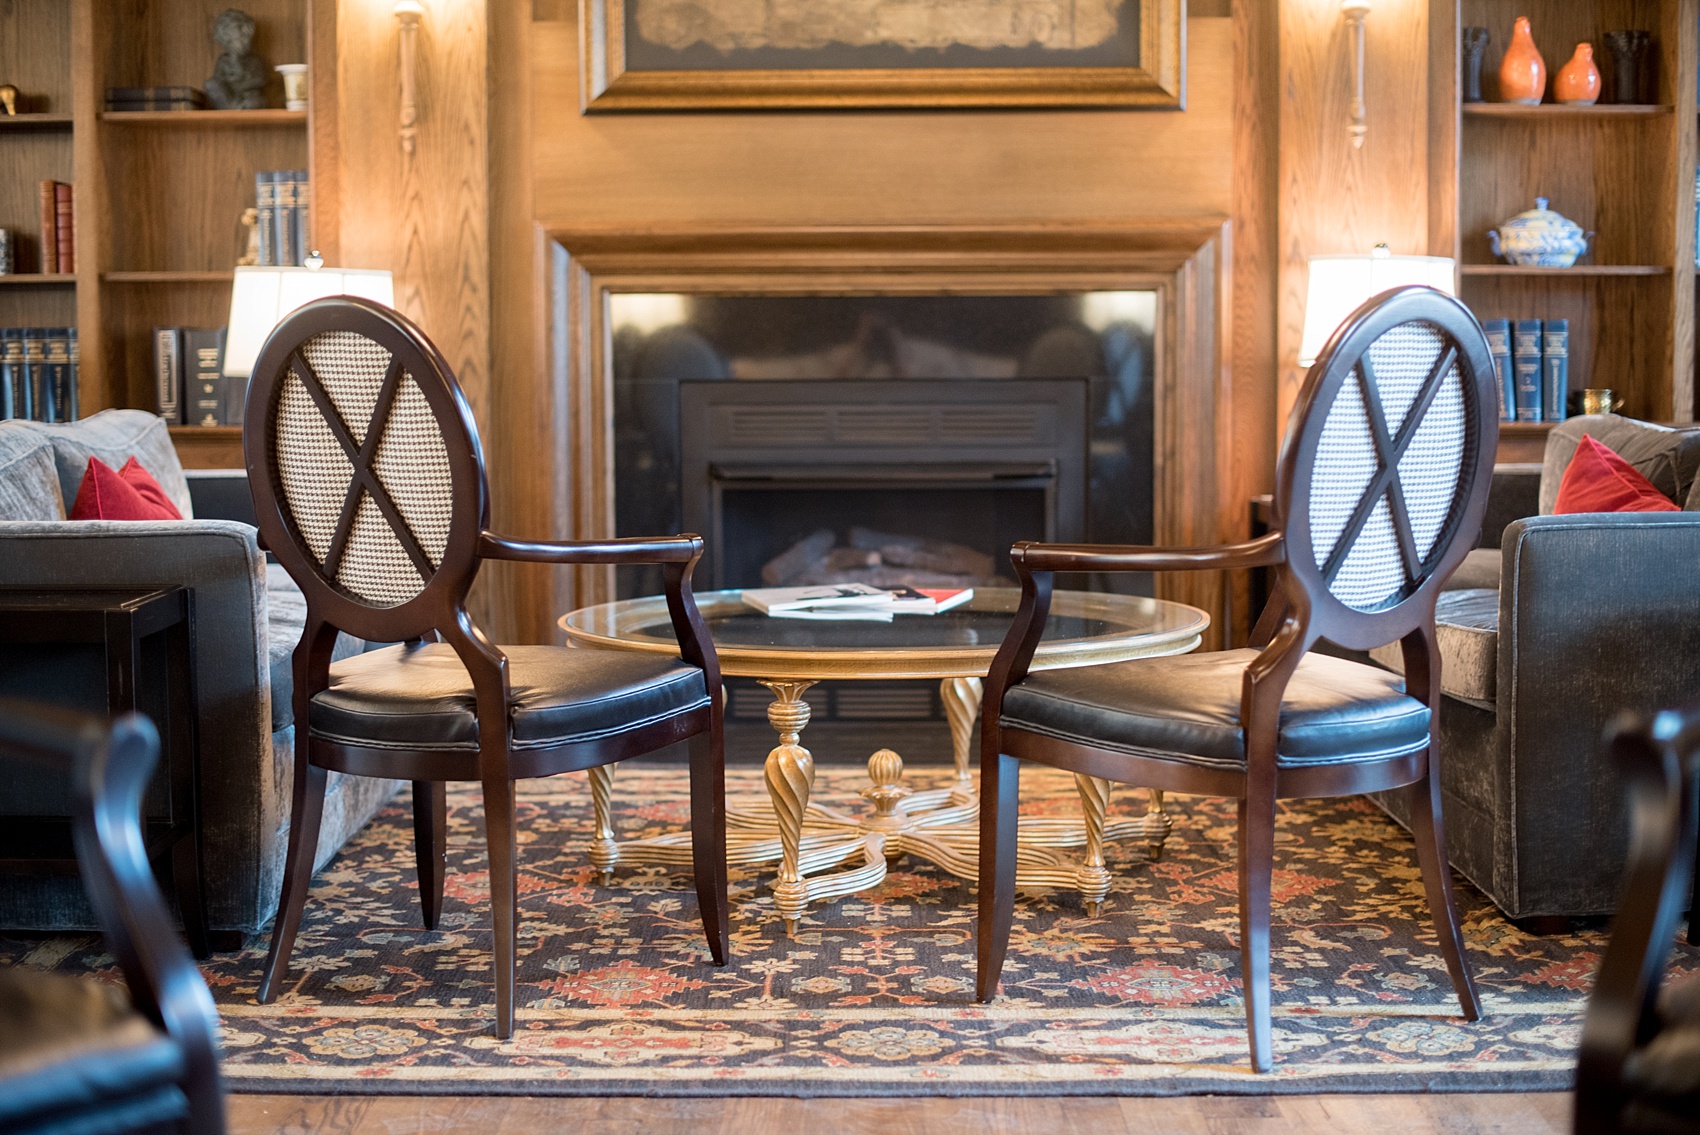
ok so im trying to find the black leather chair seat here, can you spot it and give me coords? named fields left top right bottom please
left=1622, top=976, right=1700, bottom=1133
left=308, top=643, right=711, bottom=751
left=0, top=966, right=188, bottom=1135
left=1001, top=648, right=1431, bottom=770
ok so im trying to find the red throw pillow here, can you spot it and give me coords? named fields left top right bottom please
left=1553, top=433, right=1680, bottom=514
left=69, top=456, right=183, bottom=521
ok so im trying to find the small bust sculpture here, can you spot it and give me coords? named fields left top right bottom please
left=205, top=9, right=268, bottom=110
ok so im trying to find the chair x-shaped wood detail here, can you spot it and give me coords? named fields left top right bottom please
left=289, top=349, right=434, bottom=585
left=1318, top=344, right=1459, bottom=593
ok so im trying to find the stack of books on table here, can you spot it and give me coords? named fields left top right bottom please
left=741, top=584, right=973, bottom=622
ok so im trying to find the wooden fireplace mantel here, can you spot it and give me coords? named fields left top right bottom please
left=542, top=220, right=1234, bottom=646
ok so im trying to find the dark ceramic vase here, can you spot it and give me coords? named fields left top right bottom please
left=1462, top=27, right=1491, bottom=102
left=1604, top=30, right=1651, bottom=104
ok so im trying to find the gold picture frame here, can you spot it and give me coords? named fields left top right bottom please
left=579, top=0, right=1185, bottom=111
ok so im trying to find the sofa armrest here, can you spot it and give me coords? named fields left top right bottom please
left=1497, top=512, right=1700, bottom=912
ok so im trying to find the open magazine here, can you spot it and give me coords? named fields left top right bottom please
left=741, top=584, right=973, bottom=621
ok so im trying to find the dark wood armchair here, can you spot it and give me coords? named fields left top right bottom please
left=976, top=286, right=1498, bottom=1071
left=0, top=699, right=224, bottom=1135
left=244, top=297, right=728, bottom=1039
left=1575, top=705, right=1700, bottom=1134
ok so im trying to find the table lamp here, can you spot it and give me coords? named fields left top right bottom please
left=1298, top=245, right=1456, bottom=367
left=223, top=262, right=396, bottom=379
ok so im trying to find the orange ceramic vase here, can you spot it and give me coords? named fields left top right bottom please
left=1555, top=42, right=1602, bottom=104
left=1499, top=16, right=1547, bottom=104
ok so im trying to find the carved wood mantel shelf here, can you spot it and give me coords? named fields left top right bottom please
left=545, top=221, right=1234, bottom=643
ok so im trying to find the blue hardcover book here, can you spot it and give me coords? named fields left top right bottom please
left=255, top=171, right=276, bottom=266
left=272, top=171, right=295, bottom=268
left=22, top=328, right=51, bottom=423
left=1542, top=318, right=1569, bottom=422
left=0, top=329, right=24, bottom=420
left=65, top=326, right=79, bottom=422
left=1483, top=318, right=1513, bottom=422
left=291, top=170, right=310, bottom=265
left=42, top=329, right=71, bottom=424
left=1512, top=318, right=1543, bottom=422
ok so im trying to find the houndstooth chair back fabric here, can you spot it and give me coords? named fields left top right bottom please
left=1281, top=287, right=1497, bottom=631
left=247, top=298, right=485, bottom=631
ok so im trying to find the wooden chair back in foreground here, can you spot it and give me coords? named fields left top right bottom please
left=244, top=297, right=728, bottom=1039
left=975, top=285, right=1498, bottom=1071
left=0, top=698, right=224, bottom=1135
left=1575, top=704, right=1700, bottom=1134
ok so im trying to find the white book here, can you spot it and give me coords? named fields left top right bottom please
left=741, top=584, right=895, bottom=614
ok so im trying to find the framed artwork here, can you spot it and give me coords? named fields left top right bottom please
left=579, top=0, right=1185, bottom=111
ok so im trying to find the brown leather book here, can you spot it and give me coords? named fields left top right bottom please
left=37, top=181, right=56, bottom=274
left=54, top=183, right=74, bottom=274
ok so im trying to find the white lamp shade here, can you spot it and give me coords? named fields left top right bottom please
left=1298, top=253, right=1456, bottom=367
left=223, top=266, right=396, bottom=378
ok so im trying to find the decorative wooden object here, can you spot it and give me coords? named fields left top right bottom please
left=579, top=0, right=1185, bottom=111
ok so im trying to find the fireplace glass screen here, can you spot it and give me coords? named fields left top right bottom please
left=611, top=292, right=1156, bottom=600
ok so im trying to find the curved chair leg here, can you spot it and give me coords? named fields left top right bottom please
left=1407, top=769, right=1483, bottom=1020
left=483, top=776, right=519, bottom=1039
left=258, top=763, right=328, bottom=1003
left=1238, top=792, right=1277, bottom=1072
left=976, top=751, right=1021, bottom=1002
left=412, top=779, right=447, bottom=931
left=687, top=731, right=730, bottom=964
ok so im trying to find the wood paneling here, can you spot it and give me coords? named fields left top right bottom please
left=1277, top=0, right=1434, bottom=430
left=225, top=1090, right=1573, bottom=1135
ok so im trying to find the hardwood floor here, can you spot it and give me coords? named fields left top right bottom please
left=228, top=1092, right=1572, bottom=1134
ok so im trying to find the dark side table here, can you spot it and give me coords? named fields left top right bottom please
left=0, top=587, right=207, bottom=958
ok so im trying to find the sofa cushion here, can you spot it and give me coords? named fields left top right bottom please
left=1554, top=434, right=1681, bottom=514
left=6, top=410, right=192, bottom=520
left=1368, top=588, right=1499, bottom=706
left=0, top=426, right=65, bottom=521
left=1540, top=415, right=1700, bottom=515
left=1000, top=649, right=1432, bottom=770
left=1443, top=546, right=1502, bottom=591
left=264, top=563, right=366, bottom=733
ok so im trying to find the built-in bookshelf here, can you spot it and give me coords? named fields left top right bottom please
left=0, top=0, right=316, bottom=468
left=1436, top=0, right=1698, bottom=440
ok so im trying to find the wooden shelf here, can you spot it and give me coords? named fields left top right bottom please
left=102, top=271, right=234, bottom=284
left=169, top=426, right=244, bottom=470
left=99, top=109, right=305, bottom=127
left=1499, top=421, right=1558, bottom=435
left=1463, top=103, right=1672, bottom=118
left=1461, top=264, right=1671, bottom=277
left=0, top=113, right=73, bottom=130
left=0, top=274, right=75, bottom=286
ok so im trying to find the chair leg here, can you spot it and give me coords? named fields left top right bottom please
left=1407, top=770, right=1484, bottom=1021
left=975, top=751, right=1021, bottom=1002
left=483, top=776, right=519, bottom=1040
left=686, top=731, right=730, bottom=964
left=412, top=780, right=447, bottom=931
left=1238, top=794, right=1276, bottom=1073
left=258, top=763, right=328, bottom=1003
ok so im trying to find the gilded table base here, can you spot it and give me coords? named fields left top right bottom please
left=589, top=675, right=1172, bottom=933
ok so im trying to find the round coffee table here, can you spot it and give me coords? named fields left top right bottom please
left=561, top=588, right=1208, bottom=932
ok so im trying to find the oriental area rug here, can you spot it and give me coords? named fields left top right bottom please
left=6, top=766, right=1695, bottom=1097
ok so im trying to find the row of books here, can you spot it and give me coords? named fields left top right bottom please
left=105, top=86, right=207, bottom=112
left=1483, top=318, right=1569, bottom=423
left=153, top=327, right=242, bottom=428
left=38, top=181, right=74, bottom=274
left=0, top=327, right=79, bottom=423
left=255, top=170, right=311, bottom=267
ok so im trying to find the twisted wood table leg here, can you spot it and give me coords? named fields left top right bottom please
left=761, top=679, right=817, bottom=937
left=940, top=676, right=982, bottom=785
left=1074, top=774, right=1113, bottom=916
left=587, top=764, right=619, bottom=885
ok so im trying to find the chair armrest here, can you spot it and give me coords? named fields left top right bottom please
left=0, top=700, right=225, bottom=1128
left=1012, top=533, right=1285, bottom=574
left=478, top=531, right=703, bottom=565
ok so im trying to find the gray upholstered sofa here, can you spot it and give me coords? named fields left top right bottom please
left=1372, top=415, right=1700, bottom=921
left=0, top=410, right=396, bottom=938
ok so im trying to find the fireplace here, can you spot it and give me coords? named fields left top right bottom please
left=610, top=292, right=1154, bottom=601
